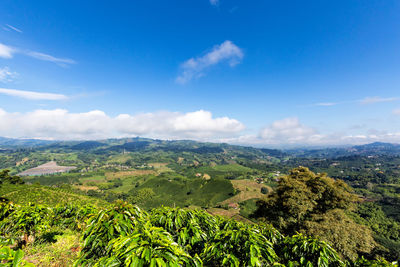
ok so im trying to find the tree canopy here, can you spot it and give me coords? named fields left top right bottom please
left=253, top=167, right=376, bottom=260
left=0, top=170, right=24, bottom=185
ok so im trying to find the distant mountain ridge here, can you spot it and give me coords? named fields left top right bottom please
left=287, top=142, right=400, bottom=158
left=0, top=137, right=55, bottom=148
left=1, top=136, right=400, bottom=158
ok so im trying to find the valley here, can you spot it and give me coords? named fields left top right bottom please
left=1, top=138, right=400, bottom=265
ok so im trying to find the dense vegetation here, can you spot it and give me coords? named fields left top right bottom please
left=0, top=138, right=400, bottom=265
left=0, top=199, right=393, bottom=266
left=253, top=167, right=375, bottom=261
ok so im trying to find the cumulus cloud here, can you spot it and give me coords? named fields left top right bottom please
left=221, top=117, right=400, bottom=147
left=0, top=88, right=68, bottom=100
left=0, top=109, right=245, bottom=140
left=0, top=67, right=18, bottom=83
left=258, top=117, right=320, bottom=144
left=0, top=43, right=75, bottom=66
left=176, top=40, right=243, bottom=84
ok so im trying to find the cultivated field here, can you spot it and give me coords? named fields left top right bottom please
left=18, top=161, right=77, bottom=176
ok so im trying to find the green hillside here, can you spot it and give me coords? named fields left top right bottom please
left=1, top=137, right=400, bottom=262
left=0, top=184, right=109, bottom=207
left=129, top=176, right=235, bottom=209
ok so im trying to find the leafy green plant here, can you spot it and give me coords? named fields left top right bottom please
left=202, top=220, right=278, bottom=266
left=50, top=204, right=98, bottom=231
left=96, top=222, right=201, bottom=267
left=276, top=233, right=344, bottom=267
left=0, top=198, right=393, bottom=266
left=1, top=203, right=49, bottom=245
left=150, top=207, right=218, bottom=255
left=0, top=246, right=34, bottom=267
left=76, top=201, right=146, bottom=265
left=0, top=202, right=14, bottom=223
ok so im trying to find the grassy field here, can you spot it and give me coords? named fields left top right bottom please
left=148, top=162, right=172, bottom=172
left=24, top=228, right=80, bottom=267
left=106, top=154, right=132, bottom=164
left=221, top=179, right=271, bottom=206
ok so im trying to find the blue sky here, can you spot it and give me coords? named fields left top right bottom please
left=0, top=0, right=400, bottom=146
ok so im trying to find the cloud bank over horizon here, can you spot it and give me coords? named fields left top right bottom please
left=1, top=108, right=400, bottom=146
left=0, top=108, right=244, bottom=141
left=221, top=117, right=400, bottom=147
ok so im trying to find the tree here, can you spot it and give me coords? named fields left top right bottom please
left=302, top=209, right=375, bottom=261
left=0, top=170, right=24, bottom=185
left=253, top=167, right=376, bottom=260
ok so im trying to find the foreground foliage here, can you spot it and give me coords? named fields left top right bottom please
left=0, top=245, right=34, bottom=267
left=1, top=199, right=395, bottom=266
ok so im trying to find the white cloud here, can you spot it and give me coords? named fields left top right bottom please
left=359, top=96, right=398, bottom=105
left=0, top=109, right=245, bottom=140
left=2, top=109, right=400, bottom=146
left=5, top=24, right=22, bottom=33
left=0, top=67, right=17, bottom=83
left=314, top=102, right=338, bottom=106
left=176, top=40, right=243, bottom=84
left=210, top=0, right=219, bottom=6
left=0, top=43, right=75, bottom=66
left=311, top=96, right=399, bottom=108
left=221, top=117, right=400, bottom=147
left=0, top=88, right=68, bottom=100
left=258, top=117, right=319, bottom=144
left=0, top=44, right=14, bottom=58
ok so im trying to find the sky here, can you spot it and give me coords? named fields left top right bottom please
left=0, top=0, right=400, bottom=147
